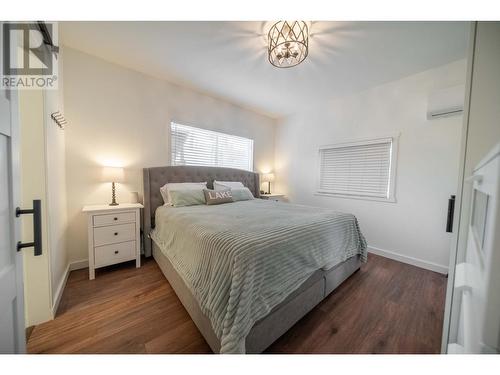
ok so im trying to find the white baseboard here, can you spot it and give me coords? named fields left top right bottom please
left=367, top=245, right=448, bottom=274
left=69, top=259, right=89, bottom=271
left=51, top=263, right=70, bottom=317
left=51, top=259, right=89, bottom=317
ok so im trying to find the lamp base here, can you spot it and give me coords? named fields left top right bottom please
left=109, top=182, right=119, bottom=206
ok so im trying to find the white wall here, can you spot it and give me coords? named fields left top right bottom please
left=63, top=47, right=277, bottom=263
left=275, top=60, right=467, bottom=273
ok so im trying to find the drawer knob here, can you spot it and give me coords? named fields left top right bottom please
left=114, top=217, right=118, bottom=221
left=114, top=250, right=119, bottom=254
left=114, top=232, right=118, bottom=236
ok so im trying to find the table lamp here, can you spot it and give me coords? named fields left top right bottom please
left=102, top=166, right=124, bottom=206
left=261, top=172, right=275, bottom=194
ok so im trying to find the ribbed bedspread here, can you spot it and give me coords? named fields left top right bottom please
left=151, top=199, right=367, bottom=353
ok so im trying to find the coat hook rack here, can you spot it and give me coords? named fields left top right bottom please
left=50, top=111, right=67, bottom=129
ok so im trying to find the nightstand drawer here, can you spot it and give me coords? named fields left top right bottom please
left=94, top=241, right=136, bottom=268
left=93, top=223, right=135, bottom=246
left=93, top=211, right=136, bottom=226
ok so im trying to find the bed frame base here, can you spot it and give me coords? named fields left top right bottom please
left=152, top=242, right=361, bottom=353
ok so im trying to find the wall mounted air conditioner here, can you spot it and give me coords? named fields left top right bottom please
left=427, top=84, right=465, bottom=120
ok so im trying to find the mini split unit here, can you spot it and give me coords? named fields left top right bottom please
left=427, top=84, right=465, bottom=120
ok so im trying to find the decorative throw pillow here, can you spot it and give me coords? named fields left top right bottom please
left=160, top=182, right=207, bottom=205
left=213, top=180, right=245, bottom=191
left=231, top=187, right=255, bottom=201
left=169, top=189, right=206, bottom=207
left=203, top=188, right=234, bottom=205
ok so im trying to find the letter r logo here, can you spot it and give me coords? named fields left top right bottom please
left=2, top=23, right=53, bottom=75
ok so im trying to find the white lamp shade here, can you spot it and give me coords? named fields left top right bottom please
left=102, top=166, right=124, bottom=183
left=261, top=172, right=275, bottom=182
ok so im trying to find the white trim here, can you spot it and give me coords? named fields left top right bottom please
left=69, top=259, right=89, bottom=271
left=51, top=263, right=70, bottom=317
left=50, top=259, right=90, bottom=317
left=315, top=192, right=397, bottom=203
left=368, top=245, right=448, bottom=274
left=51, top=258, right=91, bottom=317
left=318, top=135, right=395, bottom=150
left=441, top=23, right=477, bottom=354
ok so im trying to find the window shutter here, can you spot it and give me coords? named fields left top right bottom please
left=319, top=139, right=393, bottom=198
left=170, top=123, right=254, bottom=171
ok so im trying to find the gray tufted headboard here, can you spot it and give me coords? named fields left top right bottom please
left=142, top=165, right=261, bottom=256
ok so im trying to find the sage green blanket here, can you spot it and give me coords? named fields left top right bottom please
left=151, top=199, right=367, bottom=353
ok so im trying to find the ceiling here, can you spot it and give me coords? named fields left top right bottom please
left=60, top=21, right=470, bottom=118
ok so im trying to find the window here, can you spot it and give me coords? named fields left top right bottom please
left=317, top=136, right=397, bottom=201
left=170, top=122, right=254, bottom=171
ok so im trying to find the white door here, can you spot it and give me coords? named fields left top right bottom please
left=0, top=22, right=26, bottom=353
left=442, top=22, right=500, bottom=354
left=446, top=146, right=500, bottom=353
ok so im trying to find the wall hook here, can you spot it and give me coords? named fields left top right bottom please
left=50, top=111, right=67, bottom=129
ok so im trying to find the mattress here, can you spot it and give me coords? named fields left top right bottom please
left=151, top=199, right=367, bottom=353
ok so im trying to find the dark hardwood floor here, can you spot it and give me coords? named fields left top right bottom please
left=27, top=254, right=447, bottom=354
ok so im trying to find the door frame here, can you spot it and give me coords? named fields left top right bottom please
left=1, top=20, right=26, bottom=353
left=10, top=74, right=26, bottom=355
left=440, top=21, right=477, bottom=353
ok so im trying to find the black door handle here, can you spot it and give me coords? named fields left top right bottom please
left=16, top=199, right=42, bottom=256
left=446, top=195, right=456, bottom=233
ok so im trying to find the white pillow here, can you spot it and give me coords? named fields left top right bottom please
left=213, top=180, right=245, bottom=191
left=160, top=182, right=207, bottom=205
left=231, top=187, right=255, bottom=201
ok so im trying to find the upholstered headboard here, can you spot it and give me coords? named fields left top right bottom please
left=142, top=165, right=261, bottom=256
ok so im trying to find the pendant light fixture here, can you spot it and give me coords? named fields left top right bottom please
left=268, top=21, right=309, bottom=68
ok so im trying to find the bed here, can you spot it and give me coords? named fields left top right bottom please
left=142, top=166, right=367, bottom=353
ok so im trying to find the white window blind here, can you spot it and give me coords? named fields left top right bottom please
left=318, top=138, right=395, bottom=200
left=170, top=122, right=254, bottom=171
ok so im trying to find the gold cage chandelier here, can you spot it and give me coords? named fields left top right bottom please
left=268, top=21, right=309, bottom=68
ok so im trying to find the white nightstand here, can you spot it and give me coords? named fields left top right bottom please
left=260, top=193, right=285, bottom=202
left=82, top=203, right=143, bottom=280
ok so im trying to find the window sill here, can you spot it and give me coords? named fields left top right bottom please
left=314, top=192, right=397, bottom=203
